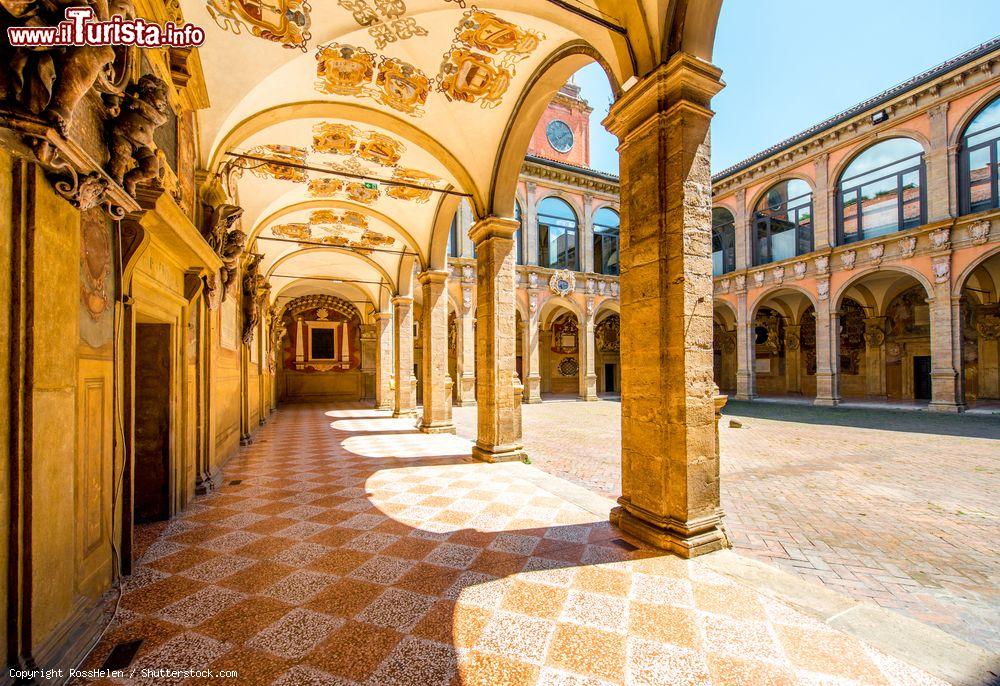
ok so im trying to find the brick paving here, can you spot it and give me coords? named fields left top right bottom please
left=453, top=399, right=1000, bottom=653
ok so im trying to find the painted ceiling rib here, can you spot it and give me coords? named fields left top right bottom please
left=226, top=152, right=472, bottom=198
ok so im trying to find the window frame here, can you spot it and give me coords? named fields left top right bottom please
left=712, top=207, right=737, bottom=276
left=752, top=181, right=814, bottom=266
left=592, top=206, right=620, bottom=276
left=835, top=139, right=926, bottom=245
left=958, top=99, right=1000, bottom=216
left=537, top=196, right=580, bottom=271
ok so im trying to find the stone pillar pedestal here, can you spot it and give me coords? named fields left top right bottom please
left=392, top=295, right=417, bottom=417
left=603, top=54, right=727, bottom=558
left=454, top=308, right=477, bottom=406
left=375, top=312, right=393, bottom=410
left=418, top=270, right=455, bottom=433
left=470, top=216, right=524, bottom=463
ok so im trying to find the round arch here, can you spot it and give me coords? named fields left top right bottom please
left=265, top=246, right=397, bottom=294
left=539, top=297, right=583, bottom=329
left=746, top=174, right=817, bottom=216
left=749, top=284, right=819, bottom=321
left=956, top=242, right=1000, bottom=292
left=829, top=132, right=932, bottom=189
left=833, top=265, right=935, bottom=313
left=948, top=86, right=1000, bottom=148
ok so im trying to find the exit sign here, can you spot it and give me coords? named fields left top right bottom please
left=363, top=182, right=378, bottom=190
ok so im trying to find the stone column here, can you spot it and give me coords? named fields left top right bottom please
left=360, top=323, right=375, bottom=402
left=784, top=324, right=802, bottom=394
left=454, top=304, right=477, bottom=406
left=814, top=284, right=840, bottom=405
left=734, top=285, right=755, bottom=400
left=582, top=195, right=595, bottom=273
left=928, top=260, right=964, bottom=411
left=579, top=302, right=598, bottom=400
left=470, top=216, right=524, bottom=462
left=603, top=54, right=726, bottom=558
left=392, top=295, right=417, bottom=417
left=418, top=270, right=455, bottom=432
left=523, top=295, right=542, bottom=403
left=524, top=182, right=539, bottom=266
left=863, top=317, right=887, bottom=399
left=374, top=312, right=393, bottom=410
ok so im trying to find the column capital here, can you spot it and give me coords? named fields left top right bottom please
left=375, top=311, right=392, bottom=321
left=469, top=215, right=519, bottom=245
left=603, top=52, right=723, bottom=139
left=417, top=269, right=450, bottom=286
left=391, top=294, right=413, bottom=306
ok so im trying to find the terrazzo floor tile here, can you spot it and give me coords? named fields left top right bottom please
left=75, top=404, right=953, bottom=685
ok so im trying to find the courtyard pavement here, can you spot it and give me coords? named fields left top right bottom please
left=453, top=399, right=1000, bottom=654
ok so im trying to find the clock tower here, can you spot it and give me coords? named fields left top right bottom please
left=527, top=80, right=593, bottom=168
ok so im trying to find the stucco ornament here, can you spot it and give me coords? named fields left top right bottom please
left=549, top=269, right=575, bottom=297
left=106, top=74, right=170, bottom=196
left=841, top=250, right=857, bottom=271
left=898, top=235, right=917, bottom=258
left=817, top=279, right=830, bottom=301
left=793, top=261, right=807, bottom=279
left=610, top=282, right=618, bottom=297
left=932, top=255, right=950, bottom=284
left=586, top=278, right=595, bottom=294
left=528, top=271, right=538, bottom=289
left=462, top=285, right=473, bottom=312
left=815, top=255, right=830, bottom=274
left=513, top=270, right=521, bottom=287
left=753, top=271, right=765, bottom=288
left=771, top=266, right=784, bottom=284
left=461, top=264, right=474, bottom=281
left=529, top=291, right=538, bottom=314
left=929, top=227, right=951, bottom=250
left=735, top=274, right=747, bottom=292
left=586, top=296, right=594, bottom=316
left=868, top=243, right=884, bottom=266
left=719, top=277, right=731, bottom=294
left=969, top=220, right=991, bottom=246
left=597, top=280, right=607, bottom=295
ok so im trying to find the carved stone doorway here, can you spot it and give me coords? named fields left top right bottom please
left=135, top=323, right=172, bottom=524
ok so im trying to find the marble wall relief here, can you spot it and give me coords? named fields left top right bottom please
left=207, top=0, right=312, bottom=51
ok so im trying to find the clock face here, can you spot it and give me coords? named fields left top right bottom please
left=546, top=120, right=574, bottom=153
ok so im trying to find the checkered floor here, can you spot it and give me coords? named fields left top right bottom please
left=78, top=404, right=947, bottom=685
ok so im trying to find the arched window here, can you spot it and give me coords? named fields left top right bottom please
left=712, top=207, right=736, bottom=276
left=837, top=138, right=925, bottom=244
left=593, top=207, right=619, bottom=275
left=959, top=95, right=1000, bottom=214
left=538, top=197, right=578, bottom=270
left=514, top=200, right=524, bottom=265
left=753, top=179, right=813, bottom=265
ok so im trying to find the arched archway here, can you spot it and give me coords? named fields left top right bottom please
left=748, top=287, right=819, bottom=399
left=958, top=249, right=1000, bottom=406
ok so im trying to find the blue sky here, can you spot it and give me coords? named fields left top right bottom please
left=574, top=1, right=1000, bottom=176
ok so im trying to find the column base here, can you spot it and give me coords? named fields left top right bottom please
left=579, top=394, right=599, bottom=402
left=928, top=401, right=965, bottom=413
left=392, top=409, right=417, bottom=418
left=453, top=398, right=477, bottom=407
left=240, top=433, right=253, bottom=446
left=419, top=422, right=456, bottom=434
left=522, top=397, right=543, bottom=404
left=610, top=504, right=727, bottom=559
left=733, top=393, right=755, bottom=401
left=471, top=443, right=525, bottom=463
left=813, top=397, right=840, bottom=407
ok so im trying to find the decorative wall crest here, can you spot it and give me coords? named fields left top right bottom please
left=315, top=43, right=430, bottom=116
left=718, top=277, right=731, bottom=293
left=586, top=296, right=594, bottom=316
left=461, top=264, right=474, bottom=281
left=337, top=0, right=427, bottom=49
left=863, top=319, right=886, bottom=347
left=735, top=274, right=747, bottom=292
left=610, top=282, right=618, bottom=298
left=969, top=220, right=991, bottom=246
left=928, top=227, right=951, bottom=250
left=596, top=314, right=620, bottom=352
left=597, top=281, right=607, bottom=295
left=817, top=279, right=830, bottom=301
left=270, top=209, right=394, bottom=252
left=771, top=266, right=784, bottom=284
left=385, top=168, right=441, bottom=202
left=312, top=122, right=406, bottom=167
left=793, top=261, right=807, bottom=279
left=529, top=292, right=538, bottom=314
left=528, top=272, right=539, bottom=289
left=976, top=314, right=1000, bottom=340
left=932, top=255, right=950, bottom=284
left=435, top=9, right=543, bottom=108
left=868, top=243, right=884, bottom=266
left=841, top=250, right=857, bottom=270
left=238, top=145, right=309, bottom=182
left=207, top=0, right=312, bottom=51
left=462, top=285, right=473, bottom=312
left=549, top=269, right=575, bottom=297
left=784, top=327, right=801, bottom=351
left=898, top=235, right=917, bottom=258
left=753, top=271, right=765, bottom=288
left=815, top=255, right=830, bottom=274
left=586, top=278, right=595, bottom=294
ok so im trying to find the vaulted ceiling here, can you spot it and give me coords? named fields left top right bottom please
left=182, top=0, right=722, bottom=313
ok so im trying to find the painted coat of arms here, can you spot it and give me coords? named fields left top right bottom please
left=207, top=0, right=313, bottom=51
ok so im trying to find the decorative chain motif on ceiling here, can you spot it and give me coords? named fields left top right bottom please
left=270, top=209, right=395, bottom=253
left=338, top=0, right=428, bottom=50
left=436, top=9, right=544, bottom=108
left=206, top=0, right=313, bottom=51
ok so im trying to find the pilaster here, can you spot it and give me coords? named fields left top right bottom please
left=418, top=270, right=455, bottom=433
left=814, top=288, right=840, bottom=406
left=734, top=287, right=755, bottom=400
left=469, top=216, right=524, bottom=462
left=374, top=312, right=393, bottom=410
left=392, top=295, right=417, bottom=417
